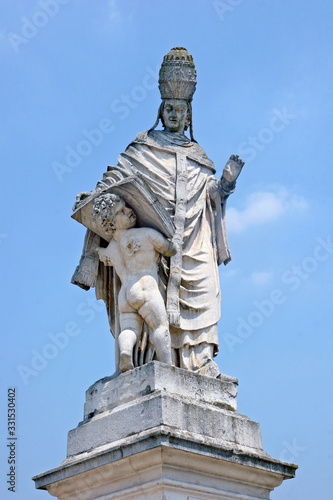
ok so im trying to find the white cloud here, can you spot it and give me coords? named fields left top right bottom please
left=250, top=271, right=273, bottom=285
left=226, top=187, right=307, bottom=233
left=109, top=0, right=120, bottom=20
left=222, top=267, right=240, bottom=278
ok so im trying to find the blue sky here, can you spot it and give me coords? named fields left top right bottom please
left=1, top=1, right=332, bottom=498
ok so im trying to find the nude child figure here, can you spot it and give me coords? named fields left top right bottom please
left=93, top=193, right=176, bottom=372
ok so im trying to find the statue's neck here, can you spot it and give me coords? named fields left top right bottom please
left=113, top=229, right=126, bottom=241
left=163, top=129, right=187, bottom=139
left=156, top=129, right=191, bottom=146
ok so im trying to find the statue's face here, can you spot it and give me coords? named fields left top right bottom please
left=162, top=99, right=188, bottom=133
left=113, top=199, right=136, bottom=230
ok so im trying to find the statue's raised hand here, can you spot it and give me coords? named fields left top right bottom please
left=222, top=154, right=245, bottom=184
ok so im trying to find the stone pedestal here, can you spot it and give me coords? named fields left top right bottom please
left=33, top=362, right=297, bottom=499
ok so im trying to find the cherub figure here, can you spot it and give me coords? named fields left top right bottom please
left=92, top=193, right=176, bottom=373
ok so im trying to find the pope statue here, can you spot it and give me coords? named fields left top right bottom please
left=71, top=47, right=244, bottom=378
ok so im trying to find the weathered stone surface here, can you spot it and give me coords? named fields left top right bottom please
left=67, top=363, right=258, bottom=458
left=83, top=361, right=238, bottom=419
left=33, top=363, right=297, bottom=499
left=34, top=443, right=297, bottom=500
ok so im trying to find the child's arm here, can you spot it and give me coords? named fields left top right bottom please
left=96, top=245, right=114, bottom=266
left=147, top=229, right=177, bottom=257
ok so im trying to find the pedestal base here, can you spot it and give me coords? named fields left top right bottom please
left=33, top=362, right=297, bottom=499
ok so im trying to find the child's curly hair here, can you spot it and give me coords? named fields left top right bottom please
left=92, top=193, right=120, bottom=237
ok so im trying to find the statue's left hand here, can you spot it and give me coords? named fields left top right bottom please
left=222, top=154, right=245, bottom=184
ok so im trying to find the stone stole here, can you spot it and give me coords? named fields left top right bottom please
left=166, top=152, right=187, bottom=327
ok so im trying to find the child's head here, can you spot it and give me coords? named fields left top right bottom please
left=92, top=194, right=136, bottom=236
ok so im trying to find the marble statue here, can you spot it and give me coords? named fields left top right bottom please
left=34, top=49, right=298, bottom=500
left=92, top=193, right=175, bottom=372
left=71, top=47, right=244, bottom=377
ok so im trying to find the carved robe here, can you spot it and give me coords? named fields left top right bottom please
left=72, top=130, right=233, bottom=364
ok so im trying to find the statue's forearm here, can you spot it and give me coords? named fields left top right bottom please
left=208, top=177, right=234, bottom=204
left=219, top=176, right=236, bottom=198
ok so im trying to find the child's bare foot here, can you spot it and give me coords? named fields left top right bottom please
left=119, top=351, right=134, bottom=372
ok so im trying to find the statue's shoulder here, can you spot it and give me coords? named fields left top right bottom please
left=190, top=141, right=207, bottom=156
left=132, top=130, right=149, bottom=144
left=126, top=131, right=214, bottom=172
left=124, top=130, right=155, bottom=151
left=126, top=130, right=164, bottom=150
left=188, top=142, right=216, bottom=172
